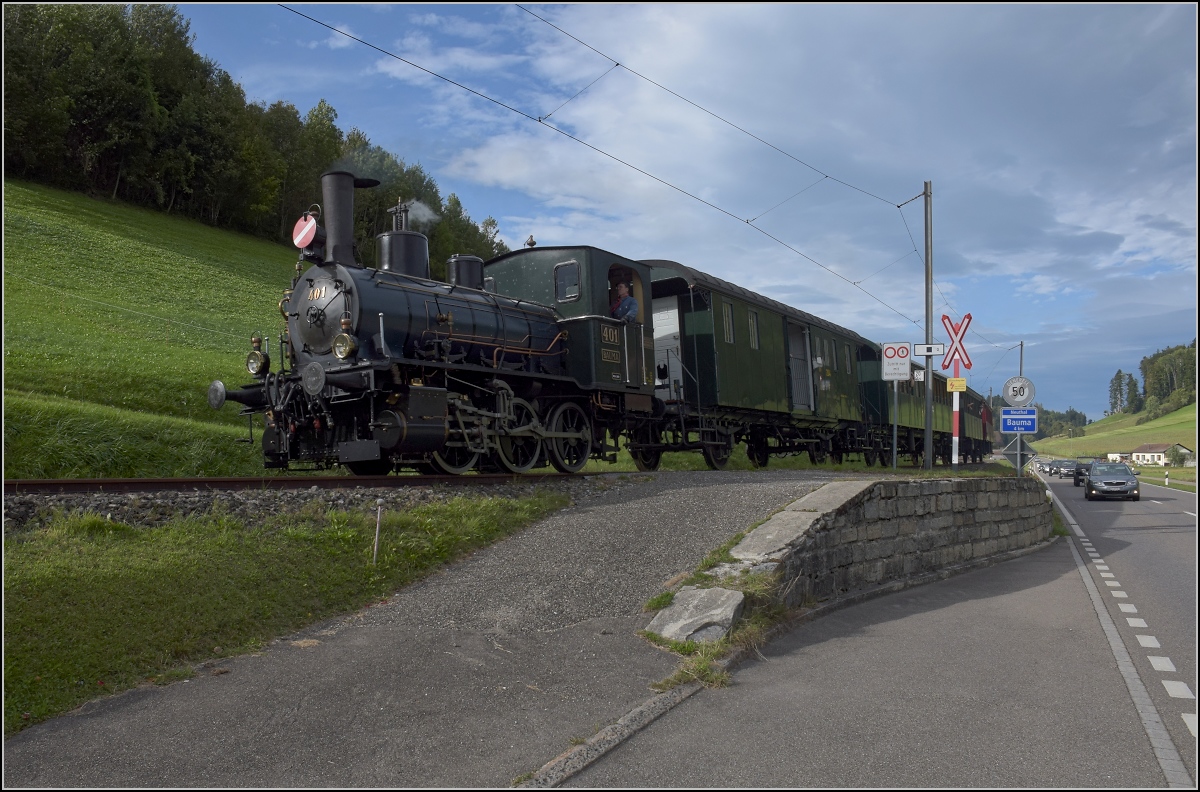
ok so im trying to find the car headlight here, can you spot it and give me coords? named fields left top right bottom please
left=332, top=333, right=358, bottom=360
left=246, top=350, right=270, bottom=376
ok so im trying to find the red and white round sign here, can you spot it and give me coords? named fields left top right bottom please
left=293, top=215, right=318, bottom=249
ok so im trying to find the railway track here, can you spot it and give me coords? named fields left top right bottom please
left=3, top=472, right=585, bottom=495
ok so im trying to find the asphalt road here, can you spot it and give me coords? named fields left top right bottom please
left=565, top=471, right=1197, bottom=788
left=1044, top=471, right=1198, bottom=782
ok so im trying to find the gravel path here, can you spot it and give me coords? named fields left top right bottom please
left=4, top=468, right=863, bottom=788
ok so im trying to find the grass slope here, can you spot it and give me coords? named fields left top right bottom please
left=1030, top=403, right=1196, bottom=459
left=4, top=179, right=299, bottom=477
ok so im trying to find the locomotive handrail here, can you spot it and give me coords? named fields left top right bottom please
left=556, top=314, right=626, bottom=325
left=491, top=332, right=567, bottom=368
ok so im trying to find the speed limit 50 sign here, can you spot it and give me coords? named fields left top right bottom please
left=882, top=342, right=911, bottom=381
left=1003, top=376, right=1035, bottom=407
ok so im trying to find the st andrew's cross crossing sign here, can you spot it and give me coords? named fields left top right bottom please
left=941, top=313, right=972, bottom=370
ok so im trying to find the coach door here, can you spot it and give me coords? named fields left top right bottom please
left=787, top=322, right=814, bottom=411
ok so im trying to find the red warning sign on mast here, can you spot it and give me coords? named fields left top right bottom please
left=293, top=215, right=318, bottom=249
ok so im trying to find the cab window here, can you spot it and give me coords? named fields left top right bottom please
left=554, top=261, right=580, bottom=302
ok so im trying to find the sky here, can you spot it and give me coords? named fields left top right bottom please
left=178, top=3, right=1198, bottom=422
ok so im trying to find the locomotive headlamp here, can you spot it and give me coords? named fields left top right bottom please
left=332, top=332, right=358, bottom=360
left=246, top=349, right=270, bottom=376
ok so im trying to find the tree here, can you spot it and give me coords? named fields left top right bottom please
left=1124, top=372, right=1143, bottom=413
left=1165, top=445, right=1187, bottom=467
left=1108, top=369, right=1125, bottom=413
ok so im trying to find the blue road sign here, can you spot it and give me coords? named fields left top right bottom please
left=1001, top=407, right=1038, bottom=433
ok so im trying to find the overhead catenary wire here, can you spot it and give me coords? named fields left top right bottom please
left=280, top=5, right=923, bottom=326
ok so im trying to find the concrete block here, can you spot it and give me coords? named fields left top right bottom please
left=785, top=480, right=876, bottom=513
left=645, top=586, right=745, bottom=643
left=732, top=510, right=818, bottom=563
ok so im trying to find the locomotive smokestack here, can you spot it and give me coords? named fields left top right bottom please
left=320, top=170, right=379, bottom=266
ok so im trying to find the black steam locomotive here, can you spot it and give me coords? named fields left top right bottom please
left=208, top=171, right=991, bottom=475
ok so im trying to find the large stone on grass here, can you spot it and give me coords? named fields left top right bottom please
left=645, top=586, right=744, bottom=643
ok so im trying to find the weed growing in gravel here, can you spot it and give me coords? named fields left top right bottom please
left=3, top=490, right=568, bottom=736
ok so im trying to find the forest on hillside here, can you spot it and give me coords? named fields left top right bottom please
left=1107, top=340, right=1197, bottom=424
left=3, top=4, right=507, bottom=277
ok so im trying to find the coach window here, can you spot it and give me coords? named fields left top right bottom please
left=554, top=261, right=580, bottom=302
left=830, top=339, right=837, bottom=371
left=723, top=301, right=735, bottom=344
left=749, top=310, right=759, bottom=350
left=844, top=343, right=852, bottom=373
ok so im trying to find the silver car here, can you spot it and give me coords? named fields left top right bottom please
left=1084, top=463, right=1140, bottom=501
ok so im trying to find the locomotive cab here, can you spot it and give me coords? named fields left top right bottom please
left=483, top=246, right=654, bottom=399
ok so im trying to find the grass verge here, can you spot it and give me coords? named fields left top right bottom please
left=3, top=490, right=568, bottom=736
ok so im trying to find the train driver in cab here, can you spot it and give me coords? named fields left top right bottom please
left=611, top=281, right=638, bottom=323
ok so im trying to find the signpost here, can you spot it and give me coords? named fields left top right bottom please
left=940, top=314, right=972, bottom=471
left=1001, top=399, right=1038, bottom=477
left=1003, top=376, right=1035, bottom=408
left=882, top=342, right=911, bottom=469
left=1002, top=436, right=1033, bottom=472
left=1001, top=407, right=1038, bottom=433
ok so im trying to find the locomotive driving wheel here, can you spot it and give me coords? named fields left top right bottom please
left=494, top=398, right=541, bottom=474
left=429, top=444, right=480, bottom=475
left=545, top=402, right=592, bottom=474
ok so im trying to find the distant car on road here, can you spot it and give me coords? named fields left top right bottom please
left=1049, top=460, right=1076, bottom=478
left=1073, top=461, right=1093, bottom=486
left=1084, top=463, right=1140, bottom=501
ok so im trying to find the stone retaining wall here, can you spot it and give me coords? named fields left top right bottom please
left=730, top=478, right=1053, bottom=608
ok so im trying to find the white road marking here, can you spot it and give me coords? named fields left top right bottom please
left=1184, top=714, right=1197, bottom=737
left=1088, top=552, right=1101, bottom=558
left=1162, top=681, right=1195, bottom=700
left=1185, top=511, right=1196, bottom=518
left=1149, top=656, right=1176, bottom=672
left=1119, top=604, right=1138, bottom=613
left=1095, top=565, right=1109, bottom=570
left=1100, top=572, right=1115, bottom=578
left=1105, top=581, right=1121, bottom=587
left=1136, top=635, right=1162, bottom=648
left=1127, top=618, right=1148, bottom=627
left=1060, top=530, right=1193, bottom=787
left=1112, top=591, right=1129, bottom=598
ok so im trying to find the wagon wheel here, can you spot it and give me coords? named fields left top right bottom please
left=494, top=397, right=541, bottom=474
left=347, top=457, right=392, bottom=476
left=703, top=435, right=733, bottom=470
left=808, top=443, right=827, bottom=465
left=830, top=450, right=844, bottom=466
left=546, top=402, right=592, bottom=474
left=863, top=445, right=878, bottom=467
left=747, top=440, right=770, bottom=469
left=429, top=444, right=480, bottom=475
left=630, top=426, right=663, bottom=472
left=875, top=442, right=888, bottom=467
